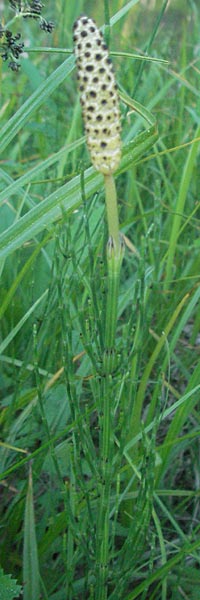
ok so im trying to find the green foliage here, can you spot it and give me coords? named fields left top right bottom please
left=0, top=568, right=21, bottom=600
left=0, top=1, right=200, bottom=599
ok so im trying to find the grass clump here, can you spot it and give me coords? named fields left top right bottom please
left=0, top=1, right=200, bottom=599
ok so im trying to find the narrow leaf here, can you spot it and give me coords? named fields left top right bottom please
left=23, top=465, right=40, bottom=600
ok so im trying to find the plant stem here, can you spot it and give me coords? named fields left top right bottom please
left=104, top=174, right=120, bottom=255
left=104, top=174, right=124, bottom=352
left=96, top=377, right=112, bottom=600
left=95, top=173, right=123, bottom=598
left=105, top=236, right=124, bottom=351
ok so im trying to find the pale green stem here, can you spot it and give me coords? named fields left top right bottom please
left=104, top=174, right=120, bottom=255
left=105, top=237, right=124, bottom=351
left=104, top=174, right=124, bottom=353
left=95, top=173, right=123, bottom=598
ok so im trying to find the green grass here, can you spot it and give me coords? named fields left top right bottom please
left=0, top=1, right=200, bottom=599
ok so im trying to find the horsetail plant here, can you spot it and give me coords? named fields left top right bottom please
left=73, top=14, right=124, bottom=354
left=73, top=16, right=125, bottom=598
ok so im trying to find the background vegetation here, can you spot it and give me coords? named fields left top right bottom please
left=0, top=1, right=200, bottom=599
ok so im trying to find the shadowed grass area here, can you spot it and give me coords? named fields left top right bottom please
left=0, top=1, right=200, bottom=599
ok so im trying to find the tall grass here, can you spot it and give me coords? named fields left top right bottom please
left=0, top=1, right=200, bottom=599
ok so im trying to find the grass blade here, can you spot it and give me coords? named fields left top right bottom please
left=23, top=465, right=40, bottom=600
